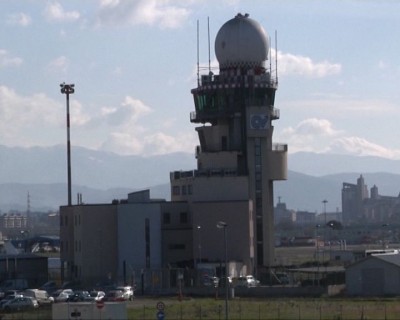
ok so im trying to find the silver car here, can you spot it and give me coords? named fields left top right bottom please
left=1, top=296, right=39, bottom=312
left=116, top=286, right=134, bottom=301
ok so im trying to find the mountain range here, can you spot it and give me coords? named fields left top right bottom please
left=1, top=145, right=400, bottom=213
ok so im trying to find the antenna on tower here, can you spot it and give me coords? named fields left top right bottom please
left=269, top=35, right=272, bottom=74
left=197, top=19, right=200, bottom=86
left=275, top=30, right=278, bottom=84
left=208, top=16, right=211, bottom=74
left=26, top=191, right=30, bottom=230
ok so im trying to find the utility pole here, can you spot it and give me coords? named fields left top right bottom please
left=60, top=82, right=75, bottom=206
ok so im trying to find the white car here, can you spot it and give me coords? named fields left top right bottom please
left=234, top=275, right=260, bottom=287
left=245, top=275, right=260, bottom=287
left=52, top=289, right=73, bottom=303
left=116, top=286, right=134, bottom=301
left=87, top=291, right=105, bottom=302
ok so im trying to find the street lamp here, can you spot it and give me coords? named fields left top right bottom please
left=197, top=225, right=202, bottom=267
left=315, top=224, right=321, bottom=286
left=216, top=221, right=228, bottom=320
left=322, top=199, right=328, bottom=262
left=60, top=82, right=75, bottom=206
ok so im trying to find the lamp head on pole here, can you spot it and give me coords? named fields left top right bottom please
left=60, top=82, right=75, bottom=94
left=217, top=221, right=227, bottom=229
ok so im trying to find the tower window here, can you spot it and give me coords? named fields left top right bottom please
left=163, top=213, right=171, bottom=224
left=180, top=212, right=188, bottom=224
left=221, top=136, right=228, bottom=151
left=172, top=186, right=180, bottom=195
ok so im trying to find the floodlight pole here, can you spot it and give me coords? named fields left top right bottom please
left=217, top=221, right=228, bottom=320
left=60, top=82, right=75, bottom=206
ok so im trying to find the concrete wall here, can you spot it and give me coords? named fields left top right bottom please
left=191, top=200, right=253, bottom=275
left=346, top=257, right=400, bottom=296
left=117, top=203, right=162, bottom=276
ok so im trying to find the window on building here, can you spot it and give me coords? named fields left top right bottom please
left=180, top=212, right=188, bottom=224
left=188, top=185, right=193, bottom=195
left=172, top=186, right=180, bottom=196
left=163, top=213, right=171, bottom=224
left=60, top=216, right=63, bottom=227
left=182, top=185, right=187, bottom=195
left=221, top=136, right=228, bottom=151
left=65, top=216, right=68, bottom=226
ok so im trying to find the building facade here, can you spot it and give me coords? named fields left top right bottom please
left=59, top=14, right=287, bottom=287
left=170, top=13, right=287, bottom=269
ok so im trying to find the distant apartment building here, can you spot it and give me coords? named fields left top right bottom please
left=342, top=175, right=369, bottom=224
left=342, top=175, right=400, bottom=225
left=0, top=213, right=28, bottom=230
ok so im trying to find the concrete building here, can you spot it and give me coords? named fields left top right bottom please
left=346, top=254, right=400, bottom=296
left=342, top=175, right=369, bottom=225
left=59, top=14, right=287, bottom=287
left=171, top=13, right=287, bottom=271
left=342, top=175, right=400, bottom=226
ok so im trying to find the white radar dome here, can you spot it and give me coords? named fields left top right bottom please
left=215, top=13, right=269, bottom=70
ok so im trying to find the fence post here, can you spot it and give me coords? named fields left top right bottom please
left=298, top=305, right=301, bottom=320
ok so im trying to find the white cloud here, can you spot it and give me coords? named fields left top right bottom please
left=0, top=86, right=62, bottom=145
left=93, top=95, right=197, bottom=156
left=328, top=136, right=400, bottom=158
left=142, top=131, right=196, bottom=155
left=272, top=49, right=341, bottom=78
left=96, top=0, right=190, bottom=28
left=44, top=2, right=80, bottom=22
left=0, top=49, right=23, bottom=68
left=47, top=56, right=69, bottom=73
left=6, top=13, right=31, bottom=26
left=278, top=118, right=400, bottom=159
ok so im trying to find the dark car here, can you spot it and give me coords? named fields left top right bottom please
left=85, top=291, right=105, bottom=302
left=67, top=290, right=90, bottom=302
left=104, top=290, right=125, bottom=302
left=1, top=296, right=39, bottom=312
left=39, top=281, right=58, bottom=294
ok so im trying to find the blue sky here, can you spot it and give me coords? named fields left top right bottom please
left=1, top=0, right=400, bottom=160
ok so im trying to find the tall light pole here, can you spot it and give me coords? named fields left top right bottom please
left=60, top=82, right=75, bottom=206
left=322, top=199, right=328, bottom=225
left=197, top=225, right=202, bottom=268
left=217, top=221, right=228, bottom=320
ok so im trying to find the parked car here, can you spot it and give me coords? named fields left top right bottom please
left=0, top=294, right=24, bottom=308
left=52, top=289, right=74, bottom=303
left=202, top=275, right=219, bottom=287
left=0, top=279, right=28, bottom=299
left=1, top=296, right=39, bottom=312
left=86, top=291, right=105, bottom=302
left=39, top=281, right=58, bottom=294
left=104, top=289, right=125, bottom=302
left=218, top=276, right=232, bottom=287
left=67, top=290, right=90, bottom=302
left=115, top=286, right=134, bottom=300
left=23, top=289, right=54, bottom=306
left=233, top=275, right=259, bottom=287
left=245, top=275, right=260, bottom=287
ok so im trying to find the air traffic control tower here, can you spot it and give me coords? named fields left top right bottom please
left=171, top=14, right=287, bottom=271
